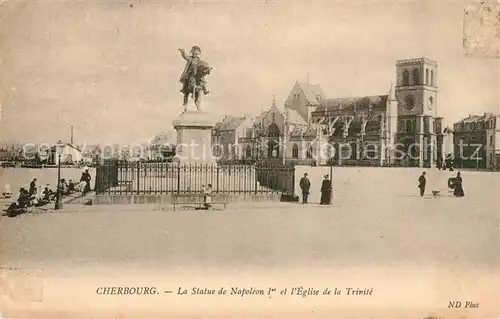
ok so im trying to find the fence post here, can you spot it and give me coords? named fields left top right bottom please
left=136, top=161, right=140, bottom=194
left=216, top=166, right=220, bottom=193
left=254, top=165, right=258, bottom=194
left=95, top=163, right=101, bottom=194
left=177, top=164, right=181, bottom=194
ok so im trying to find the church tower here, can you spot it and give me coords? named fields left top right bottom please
left=395, top=58, right=438, bottom=167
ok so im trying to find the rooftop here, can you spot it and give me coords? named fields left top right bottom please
left=396, top=57, right=438, bottom=66
left=314, top=95, right=388, bottom=113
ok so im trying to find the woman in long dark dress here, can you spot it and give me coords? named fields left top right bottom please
left=320, top=175, right=332, bottom=205
left=453, top=172, right=465, bottom=197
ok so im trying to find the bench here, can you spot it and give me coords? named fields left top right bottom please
left=170, top=194, right=228, bottom=211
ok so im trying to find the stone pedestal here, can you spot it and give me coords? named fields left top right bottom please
left=172, top=111, right=217, bottom=165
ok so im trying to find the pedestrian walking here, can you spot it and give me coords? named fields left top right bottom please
left=320, top=174, right=332, bottom=205
left=453, top=172, right=465, bottom=197
left=417, top=172, right=426, bottom=197
left=299, top=173, right=311, bottom=204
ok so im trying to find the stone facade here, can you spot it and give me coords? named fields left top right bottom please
left=211, top=115, right=255, bottom=161
left=452, top=113, right=500, bottom=170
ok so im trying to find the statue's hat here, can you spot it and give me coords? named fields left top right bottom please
left=190, top=46, right=201, bottom=54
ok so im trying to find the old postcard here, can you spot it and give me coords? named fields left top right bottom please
left=1, top=0, right=499, bottom=318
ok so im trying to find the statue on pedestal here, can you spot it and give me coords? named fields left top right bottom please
left=179, top=46, right=212, bottom=112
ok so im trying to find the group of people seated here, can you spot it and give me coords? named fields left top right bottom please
left=4, top=180, right=57, bottom=215
left=3, top=173, right=91, bottom=216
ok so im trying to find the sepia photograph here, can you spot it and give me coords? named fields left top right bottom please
left=0, top=0, right=499, bottom=318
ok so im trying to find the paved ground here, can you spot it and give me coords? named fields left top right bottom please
left=2, top=167, right=498, bottom=270
left=1, top=167, right=498, bottom=318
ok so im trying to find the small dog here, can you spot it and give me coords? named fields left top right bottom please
left=432, top=190, right=440, bottom=198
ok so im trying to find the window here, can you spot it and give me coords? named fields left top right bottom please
left=268, top=122, right=280, bottom=136
left=406, top=120, right=413, bottom=133
left=412, top=68, right=419, bottom=85
left=306, top=144, right=313, bottom=159
left=490, top=135, right=494, bottom=146
left=245, top=145, right=252, bottom=158
left=402, top=70, right=410, bottom=86
left=399, top=120, right=405, bottom=132
left=365, top=144, right=377, bottom=159
left=292, top=144, right=299, bottom=158
left=430, top=70, right=434, bottom=85
left=425, top=69, right=429, bottom=85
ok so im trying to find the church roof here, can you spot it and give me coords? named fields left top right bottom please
left=286, top=109, right=307, bottom=125
left=297, top=82, right=324, bottom=105
left=314, top=95, right=388, bottom=113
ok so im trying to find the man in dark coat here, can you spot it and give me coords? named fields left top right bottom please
left=80, top=169, right=92, bottom=195
left=418, top=172, right=426, bottom=197
left=299, top=173, right=311, bottom=204
left=320, top=174, right=332, bottom=205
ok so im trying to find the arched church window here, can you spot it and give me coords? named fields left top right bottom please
left=268, top=123, right=280, bottom=137
left=306, top=144, right=313, bottom=159
left=406, top=120, right=413, bottom=133
left=402, top=70, right=410, bottom=86
left=425, top=69, right=429, bottom=85
left=292, top=144, right=299, bottom=158
left=245, top=145, right=252, bottom=158
left=412, top=68, right=419, bottom=85
left=430, top=70, right=434, bottom=86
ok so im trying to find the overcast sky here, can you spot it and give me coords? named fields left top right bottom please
left=1, top=1, right=498, bottom=145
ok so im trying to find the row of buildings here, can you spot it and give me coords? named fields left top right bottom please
left=211, top=57, right=500, bottom=170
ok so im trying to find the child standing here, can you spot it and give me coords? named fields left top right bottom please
left=202, top=184, right=212, bottom=210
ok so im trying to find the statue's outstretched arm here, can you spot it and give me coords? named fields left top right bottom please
left=179, top=48, right=189, bottom=61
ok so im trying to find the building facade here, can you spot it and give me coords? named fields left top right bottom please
left=211, top=115, right=255, bottom=161
left=452, top=113, right=500, bottom=170
left=237, top=57, right=445, bottom=167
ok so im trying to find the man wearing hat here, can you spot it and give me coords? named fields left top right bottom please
left=299, top=173, right=311, bottom=204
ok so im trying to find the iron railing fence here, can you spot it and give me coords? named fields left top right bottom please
left=95, top=161, right=295, bottom=195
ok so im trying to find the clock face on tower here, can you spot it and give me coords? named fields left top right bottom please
left=428, top=97, right=434, bottom=110
left=404, top=95, right=415, bottom=110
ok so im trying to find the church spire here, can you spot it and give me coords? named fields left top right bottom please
left=271, top=94, right=277, bottom=109
left=388, top=82, right=396, bottom=101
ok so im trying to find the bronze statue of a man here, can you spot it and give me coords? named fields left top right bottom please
left=179, top=46, right=212, bottom=111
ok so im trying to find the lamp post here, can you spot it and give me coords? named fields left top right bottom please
left=54, top=140, right=63, bottom=210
